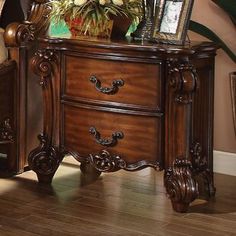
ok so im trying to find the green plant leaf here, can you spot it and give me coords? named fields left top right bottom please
left=189, top=20, right=236, bottom=63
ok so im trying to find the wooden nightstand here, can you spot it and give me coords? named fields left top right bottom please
left=29, top=36, right=218, bottom=212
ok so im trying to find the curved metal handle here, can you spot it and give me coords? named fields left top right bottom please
left=89, top=75, right=124, bottom=95
left=89, top=126, right=124, bottom=147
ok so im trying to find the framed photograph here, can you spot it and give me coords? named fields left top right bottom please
left=152, top=0, right=194, bottom=45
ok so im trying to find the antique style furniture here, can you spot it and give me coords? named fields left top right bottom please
left=0, top=0, right=50, bottom=175
left=29, top=36, right=218, bottom=212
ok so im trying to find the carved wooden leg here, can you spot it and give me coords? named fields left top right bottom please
left=190, top=142, right=216, bottom=199
left=30, top=50, right=60, bottom=183
left=164, top=159, right=198, bottom=212
left=80, top=162, right=101, bottom=178
left=165, top=59, right=199, bottom=212
left=28, top=134, right=62, bottom=184
left=194, top=170, right=215, bottom=200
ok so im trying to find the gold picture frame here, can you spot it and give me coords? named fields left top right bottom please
left=152, top=0, right=194, bottom=45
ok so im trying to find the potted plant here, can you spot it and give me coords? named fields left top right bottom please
left=49, top=0, right=142, bottom=38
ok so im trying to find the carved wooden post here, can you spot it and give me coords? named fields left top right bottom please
left=164, top=58, right=199, bottom=212
left=28, top=50, right=62, bottom=183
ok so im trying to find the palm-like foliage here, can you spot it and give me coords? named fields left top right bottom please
left=50, top=0, right=142, bottom=25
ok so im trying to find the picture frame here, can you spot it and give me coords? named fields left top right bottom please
left=152, top=0, right=194, bottom=45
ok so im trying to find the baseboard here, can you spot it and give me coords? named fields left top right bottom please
left=213, top=150, right=236, bottom=176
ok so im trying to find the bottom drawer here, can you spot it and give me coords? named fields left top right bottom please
left=62, top=105, right=163, bottom=168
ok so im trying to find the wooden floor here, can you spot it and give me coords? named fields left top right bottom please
left=0, top=157, right=235, bottom=236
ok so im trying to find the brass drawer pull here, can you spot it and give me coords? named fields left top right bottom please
left=89, top=126, right=124, bottom=147
left=89, top=75, right=124, bottom=95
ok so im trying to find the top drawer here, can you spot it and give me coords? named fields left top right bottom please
left=62, top=54, right=163, bottom=111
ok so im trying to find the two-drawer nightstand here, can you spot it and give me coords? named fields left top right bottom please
left=29, top=36, right=218, bottom=212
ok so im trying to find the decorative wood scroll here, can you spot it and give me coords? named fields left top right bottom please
left=88, top=149, right=160, bottom=172
left=28, top=49, right=60, bottom=183
left=31, top=49, right=58, bottom=86
left=190, top=142, right=216, bottom=198
left=164, top=158, right=198, bottom=212
left=28, top=134, right=61, bottom=183
left=31, top=49, right=58, bottom=143
left=4, top=0, right=51, bottom=46
left=165, top=58, right=200, bottom=212
left=89, top=150, right=126, bottom=172
left=167, top=59, right=198, bottom=104
left=190, top=142, right=207, bottom=172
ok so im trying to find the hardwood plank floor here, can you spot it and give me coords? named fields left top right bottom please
left=0, top=157, right=235, bottom=236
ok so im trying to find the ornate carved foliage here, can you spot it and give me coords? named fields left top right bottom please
left=190, top=142, right=216, bottom=197
left=28, top=134, right=61, bottom=176
left=29, top=49, right=59, bottom=183
left=167, top=59, right=199, bottom=104
left=0, top=118, right=14, bottom=144
left=164, top=158, right=198, bottom=212
left=28, top=0, right=51, bottom=35
left=31, top=49, right=58, bottom=86
left=4, top=23, right=34, bottom=46
left=87, top=149, right=160, bottom=172
left=190, top=142, right=207, bottom=172
left=89, top=150, right=126, bottom=172
left=4, top=0, right=51, bottom=46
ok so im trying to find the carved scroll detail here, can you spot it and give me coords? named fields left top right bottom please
left=89, top=75, right=124, bottom=95
left=89, top=126, right=124, bottom=147
left=16, top=23, right=35, bottom=43
left=0, top=118, right=14, bottom=143
left=164, top=159, right=198, bottom=212
left=168, top=60, right=198, bottom=104
left=4, top=23, right=32, bottom=46
left=28, top=134, right=61, bottom=183
left=89, top=150, right=126, bottom=172
left=29, top=49, right=59, bottom=183
left=30, top=49, right=58, bottom=143
left=31, top=49, right=57, bottom=86
left=190, top=142, right=216, bottom=197
left=4, top=1, right=51, bottom=46
left=190, top=142, right=207, bottom=172
left=87, top=149, right=160, bottom=172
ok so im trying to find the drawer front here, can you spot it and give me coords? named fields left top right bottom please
left=62, top=105, right=162, bottom=166
left=63, top=55, right=162, bottom=110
